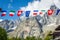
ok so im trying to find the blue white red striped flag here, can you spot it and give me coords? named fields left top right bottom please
left=33, top=10, right=38, bottom=16
left=1, top=10, right=7, bottom=16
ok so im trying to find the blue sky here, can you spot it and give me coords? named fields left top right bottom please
left=0, top=0, right=33, bottom=20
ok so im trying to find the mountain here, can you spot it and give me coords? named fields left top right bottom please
left=0, top=5, right=60, bottom=38
left=41, top=5, right=60, bottom=35
left=7, top=17, right=42, bottom=38
left=0, top=20, right=17, bottom=33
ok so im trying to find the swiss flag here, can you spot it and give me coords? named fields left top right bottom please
left=1, top=10, right=6, bottom=16
left=17, top=10, right=23, bottom=16
left=9, top=10, right=15, bottom=16
left=48, top=10, right=54, bottom=16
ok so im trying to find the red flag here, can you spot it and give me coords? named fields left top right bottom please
left=17, top=10, right=23, bottom=16
left=48, top=10, right=54, bottom=16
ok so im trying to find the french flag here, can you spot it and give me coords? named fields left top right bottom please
left=17, top=10, right=23, bottom=16
left=1, top=10, right=7, bottom=16
left=33, top=10, right=38, bottom=16
left=9, top=10, right=15, bottom=16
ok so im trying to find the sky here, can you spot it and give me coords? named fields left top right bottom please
left=0, top=0, right=55, bottom=20
left=0, top=0, right=33, bottom=20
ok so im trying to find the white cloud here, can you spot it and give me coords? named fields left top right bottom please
left=53, top=0, right=60, bottom=9
left=20, top=0, right=54, bottom=17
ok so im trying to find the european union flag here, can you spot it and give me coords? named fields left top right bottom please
left=56, top=9, right=60, bottom=15
left=25, top=11, right=30, bottom=17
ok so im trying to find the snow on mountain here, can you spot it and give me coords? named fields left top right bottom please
left=0, top=4, right=60, bottom=38
left=53, top=0, right=60, bottom=9
left=0, top=0, right=60, bottom=38
left=0, top=20, right=17, bottom=32
left=41, top=5, right=60, bottom=34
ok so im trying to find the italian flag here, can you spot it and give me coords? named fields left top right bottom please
left=9, top=10, right=15, bottom=16
left=1, top=10, right=6, bottom=16
left=39, top=10, right=46, bottom=17
left=17, top=10, right=23, bottom=16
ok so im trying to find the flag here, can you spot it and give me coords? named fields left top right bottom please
left=39, top=10, right=45, bottom=17
left=1, top=10, right=7, bottom=16
left=17, top=10, right=23, bottom=16
left=33, top=10, right=38, bottom=16
left=39, top=12, right=43, bottom=15
left=9, top=10, right=15, bottom=16
left=48, top=10, right=54, bottom=16
left=33, top=13, right=37, bottom=16
left=25, top=11, right=30, bottom=17
left=56, top=9, right=60, bottom=15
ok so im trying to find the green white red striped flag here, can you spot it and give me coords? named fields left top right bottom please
left=9, top=10, right=15, bottom=16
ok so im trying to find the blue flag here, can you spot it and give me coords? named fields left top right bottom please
left=56, top=9, right=60, bottom=15
left=25, top=11, right=30, bottom=17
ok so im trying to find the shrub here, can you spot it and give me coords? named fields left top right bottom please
left=0, top=27, right=7, bottom=40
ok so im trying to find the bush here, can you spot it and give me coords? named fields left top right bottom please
left=8, top=37, right=22, bottom=40
left=0, top=27, right=7, bottom=40
left=44, top=31, right=53, bottom=40
left=37, top=37, right=42, bottom=40
left=0, top=27, right=53, bottom=40
left=25, top=36, right=37, bottom=40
